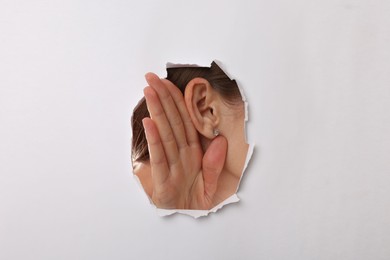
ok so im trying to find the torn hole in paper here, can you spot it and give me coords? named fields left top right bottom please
left=131, top=61, right=254, bottom=218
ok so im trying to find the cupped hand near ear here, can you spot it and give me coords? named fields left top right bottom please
left=142, top=73, right=227, bottom=210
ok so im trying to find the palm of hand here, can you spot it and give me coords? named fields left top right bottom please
left=151, top=143, right=203, bottom=209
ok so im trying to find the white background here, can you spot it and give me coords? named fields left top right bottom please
left=1, top=1, right=389, bottom=259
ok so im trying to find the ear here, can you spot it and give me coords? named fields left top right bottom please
left=184, top=78, right=219, bottom=139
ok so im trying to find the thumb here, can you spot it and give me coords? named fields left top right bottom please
left=202, top=135, right=228, bottom=199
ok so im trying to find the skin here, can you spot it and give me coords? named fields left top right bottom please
left=133, top=73, right=249, bottom=210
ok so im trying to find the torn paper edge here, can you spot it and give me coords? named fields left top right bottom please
left=166, top=62, right=204, bottom=68
left=156, top=194, right=240, bottom=218
left=133, top=61, right=255, bottom=218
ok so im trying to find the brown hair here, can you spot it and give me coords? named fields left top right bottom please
left=131, top=61, right=242, bottom=163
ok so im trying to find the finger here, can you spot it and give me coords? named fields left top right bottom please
left=143, top=86, right=180, bottom=166
left=161, top=79, right=199, bottom=147
left=142, top=117, right=170, bottom=186
left=202, top=135, right=228, bottom=199
left=145, top=73, right=188, bottom=149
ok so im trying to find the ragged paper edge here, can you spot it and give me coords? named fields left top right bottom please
left=156, top=194, right=240, bottom=218
left=166, top=62, right=204, bottom=68
left=134, top=61, right=254, bottom=218
left=234, top=70, right=254, bottom=191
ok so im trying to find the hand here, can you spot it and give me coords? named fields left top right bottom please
left=142, top=73, right=227, bottom=210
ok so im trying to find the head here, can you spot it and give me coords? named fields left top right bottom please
left=131, top=61, right=248, bottom=197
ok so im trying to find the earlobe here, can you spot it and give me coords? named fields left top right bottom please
left=184, top=78, right=219, bottom=139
